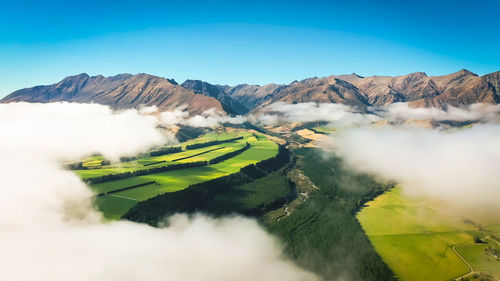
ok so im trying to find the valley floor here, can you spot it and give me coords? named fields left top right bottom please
left=357, top=188, right=500, bottom=281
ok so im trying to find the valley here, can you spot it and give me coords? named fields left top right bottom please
left=11, top=69, right=497, bottom=281
left=67, top=121, right=500, bottom=281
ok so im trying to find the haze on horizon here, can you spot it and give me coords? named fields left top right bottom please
left=1, top=0, right=499, bottom=97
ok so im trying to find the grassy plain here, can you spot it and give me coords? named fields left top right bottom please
left=357, top=187, right=500, bottom=281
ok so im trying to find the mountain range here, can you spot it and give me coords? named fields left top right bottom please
left=2, top=69, right=499, bottom=115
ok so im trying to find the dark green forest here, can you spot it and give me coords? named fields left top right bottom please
left=264, top=148, right=396, bottom=281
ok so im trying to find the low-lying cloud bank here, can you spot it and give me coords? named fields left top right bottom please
left=141, top=105, right=246, bottom=127
left=253, top=102, right=380, bottom=126
left=373, top=102, right=500, bottom=123
left=253, top=102, right=500, bottom=126
left=0, top=102, right=317, bottom=281
left=336, top=124, right=500, bottom=213
left=143, top=102, right=500, bottom=129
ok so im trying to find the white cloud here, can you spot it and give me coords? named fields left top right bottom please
left=160, top=107, right=246, bottom=127
left=373, top=102, right=500, bottom=122
left=138, top=104, right=159, bottom=114
left=254, top=102, right=380, bottom=126
left=0, top=102, right=317, bottom=281
left=336, top=124, right=500, bottom=213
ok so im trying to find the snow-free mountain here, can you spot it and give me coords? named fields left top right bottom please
left=2, top=70, right=499, bottom=115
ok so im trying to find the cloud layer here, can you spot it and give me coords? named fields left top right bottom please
left=254, top=102, right=380, bottom=126
left=0, top=102, right=317, bottom=281
left=336, top=124, right=500, bottom=213
left=373, top=102, right=500, bottom=122
left=141, top=105, right=247, bottom=127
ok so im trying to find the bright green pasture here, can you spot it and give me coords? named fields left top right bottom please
left=95, top=195, right=138, bottom=220
left=75, top=137, right=250, bottom=180
left=357, top=188, right=472, bottom=236
left=181, top=132, right=241, bottom=147
left=368, top=233, right=470, bottom=281
left=78, top=130, right=278, bottom=219
left=106, top=166, right=228, bottom=200
left=357, top=188, right=477, bottom=281
left=91, top=134, right=277, bottom=201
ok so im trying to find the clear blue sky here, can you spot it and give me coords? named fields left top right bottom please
left=1, top=0, right=499, bottom=97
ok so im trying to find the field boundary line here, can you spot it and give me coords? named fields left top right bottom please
left=172, top=146, right=225, bottom=162
left=109, top=194, right=139, bottom=201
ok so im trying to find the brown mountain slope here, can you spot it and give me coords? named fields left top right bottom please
left=3, top=70, right=499, bottom=115
left=1, top=73, right=227, bottom=115
left=482, top=71, right=500, bottom=96
left=223, top=83, right=283, bottom=110
left=252, top=69, right=499, bottom=112
left=419, top=69, right=499, bottom=107
left=180, top=79, right=249, bottom=114
left=256, top=77, right=369, bottom=111
left=338, top=72, right=439, bottom=105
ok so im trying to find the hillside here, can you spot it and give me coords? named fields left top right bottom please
left=254, top=69, right=500, bottom=111
left=258, top=76, right=370, bottom=110
left=180, top=79, right=249, bottom=114
left=223, top=83, right=283, bottom=110
left=1, top=73, right=229, bottom=115
left=3, top=70, right=500, bottom=115
left=483, top=71, right=500, bottom=96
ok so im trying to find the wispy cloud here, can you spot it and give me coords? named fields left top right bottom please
left=336, top=124, right=500, bottom=214
left=253, top=102, right=380, bottom=126
left=373, top=102, right=500, bottom=122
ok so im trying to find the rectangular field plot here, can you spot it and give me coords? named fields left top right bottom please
left=95, top=195, right=138, bottom=220
left=78, top=130, right=279, bottom=219
left=91, top=177, right=153, bottom=194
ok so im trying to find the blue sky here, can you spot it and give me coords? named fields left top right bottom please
left=0, top=0, right=499, bottom=97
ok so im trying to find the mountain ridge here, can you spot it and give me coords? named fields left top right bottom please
left=2, top=70, right=499, bottom=114
left=1, top=73, right=227, bottom=115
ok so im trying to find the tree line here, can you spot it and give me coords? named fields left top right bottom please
left=266, top=148, right=396, bottom=281
left=86, top=142, right=256, bottom=185
left=208, top=142, right=250, bottom=165
left=123, top=145, right=291, bottom=226
left=85, top=161, right=207, bottom=185
left=185, top=136, right=243, bottom=150
left=150, top=146, right=182, bottom=157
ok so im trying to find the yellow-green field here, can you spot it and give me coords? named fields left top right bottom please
left=311, top=126, right=336, bottom=134
left=357, top=188, right=500, bottom=281
left=74, top=130, right=279, bottom=219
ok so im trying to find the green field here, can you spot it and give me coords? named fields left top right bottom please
left=73, top=130, right=278, bottom=219
left=95, top=195, right=139, bottom=220
left=357, top=188, right=500, bottom=281
left=457, top=243, right=500, bottom=279
left=311, top=126, right=336, bottom=134
left=75, top=141, right=248, bottom=180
